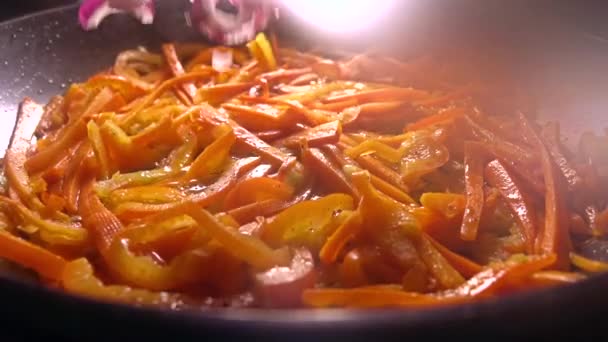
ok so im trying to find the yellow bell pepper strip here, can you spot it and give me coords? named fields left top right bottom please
left=162, top=44, right=197, bottom=102
left=223, top=103, right=290, bottom=131
left=99, top=120, right=172, bottom=172
left=518, top=113, right=571, bottom=269
left=86, top=74, right=148, bottom=102
left=200, top=104, right=290, bottom=167
left=425, top=234, right=482, bottom=278
left=131, top=115, right=179, bottom=147
left=120, top=71, right=215, bottom=127
left=195, top=82, right=254, bottom=106
left=181, top=124, right=235, bottom=182
left=79, top=179, right=124, bottom=257
left=261, top=194, right=355, bottom=250
left=168, top=202, right=288, bottom=270
left=5, top=99, right=46, bottom=211
left=0, top=229, right=67, bottom=281
left=406, top=106, right=466, bottom=132
left=25, top=118, right=88, bottom=174
left=94, top=168, right=174, bottom=200
left=400, top=131, right=450, bottom=183
left=414, top=234, right=465, bottom=289
left=339, top=135, right=411, bottom=195
left=351, top=171, right=422, bottom=269
left=420, top=193, right=465, bottom=220
left=485, top=159, right=537, bottom=254
left=323, top=87, right=432, bottom=104
left=460, top=142, right=485, bottom=241
left=0, top=197, right=88, bottom=246
left=109, top=186, right=184, bottom=207
left=62, top=258, right=190, bottom=307
left=570, top=252, right=608, bottom=272
left=346, top=139, right=404, bottom=164
left=223, top=177, right=293, bottom=210
left=248, top=32, right=277, bottom=70
left=321, top=144, right=415, bottom=205
left=277, top=121, right=342, bottom=150
left=165, top=129, right=198, bottom=171
left=87, top=121, right=112, bottom=180
left=301, top=147, right=358, bottom=199
left=319, top=210, right=362, bottom=264
left=114, top=157, right=260, bottom=221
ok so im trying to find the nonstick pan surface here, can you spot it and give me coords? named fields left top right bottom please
left=1, top=2, right=608, bottom=341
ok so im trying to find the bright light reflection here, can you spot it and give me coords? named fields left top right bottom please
left=281, top=0, right=396, bottom=33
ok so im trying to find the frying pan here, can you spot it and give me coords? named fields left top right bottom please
left=1, top=1, right=608, bottom=340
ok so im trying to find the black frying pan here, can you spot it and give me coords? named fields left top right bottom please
left=1, top=1, right=608, bottom=340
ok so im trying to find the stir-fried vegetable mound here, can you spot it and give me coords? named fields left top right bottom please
left=1, top=33, right=606, bottom=309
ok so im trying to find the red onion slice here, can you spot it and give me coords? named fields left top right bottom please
left=79, top=0, right=155, bottom=31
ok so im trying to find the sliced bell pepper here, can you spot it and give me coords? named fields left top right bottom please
left=62, top=258, right=189, bottom=307
left=109, top=186, right=184, bottom=207
left=319, top=210, right=362, bottom=264
left=0, top=229, right=67, bottom=281
left=261, top=193, right=355, bottom=251
left=223, top=177, right=293, bottom=210
left=182, top=124, right=235, bottom=182
left=0, top=197, right=88, bottom=246
left=113, top=157, right=260, bottom=221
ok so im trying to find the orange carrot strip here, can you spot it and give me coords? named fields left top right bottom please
left=323, top=87, right=431, bottom=104
left=302, top=147, right=357, bottom=198
left=0, top=229, right=67, bottom=281
left=519, top=113, right=571, bottom=269
left=227, top=199, right=287, bottom=224
left=200, top=105, right=290, bottom=167
left=278, top=121, right=342, bottom=149
left=406, top=107, right=466, bottom=131
left=25, top=119, right=87, bottom=174
left=79, top=179, right=124, bottom=257
left=460, top=142, right=485, bottom=241
left=319, top=210, right=362, bottom=264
